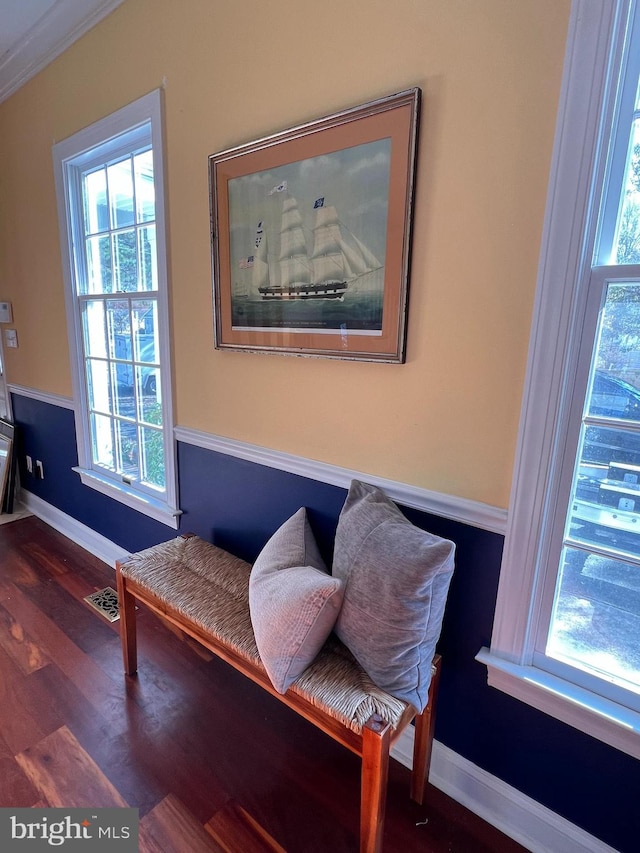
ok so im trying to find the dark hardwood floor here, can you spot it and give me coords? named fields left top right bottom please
left=0, top=515, right=528, bottom=852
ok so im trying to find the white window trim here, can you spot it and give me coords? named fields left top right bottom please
left=53, top=90, right=180, bottom=528
left=477, top=0, right=640, bottom=758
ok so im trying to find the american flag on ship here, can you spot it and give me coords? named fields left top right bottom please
left=239, top=255, right=254, bottom=269
left=313, top=197, right=325, bottom=208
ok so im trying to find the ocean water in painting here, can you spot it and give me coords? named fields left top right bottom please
left=231, top=289, right=384, bottom=333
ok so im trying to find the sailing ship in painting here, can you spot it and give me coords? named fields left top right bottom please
left=236, top=182, right=383, bottom=302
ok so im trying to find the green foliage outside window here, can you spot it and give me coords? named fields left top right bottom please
left=616, top=143, right=640, bottom=263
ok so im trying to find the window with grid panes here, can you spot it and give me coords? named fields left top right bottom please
left=53, top=91, right=179, bottom=527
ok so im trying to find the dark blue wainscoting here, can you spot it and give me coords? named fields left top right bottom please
left=176, top=441, right=346, bottom=563
left=10, top=394, right=172, bottom=552
left=10, top=392, right=640, bottom=853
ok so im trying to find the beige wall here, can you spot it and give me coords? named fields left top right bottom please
left=0, top=0, right=570, bottom=507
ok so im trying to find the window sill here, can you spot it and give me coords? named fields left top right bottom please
left=476, top=647, right=640, bottom=759
left=73, top=466, right=181, bottom=529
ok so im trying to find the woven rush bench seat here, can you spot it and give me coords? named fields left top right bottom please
left=116, top=532, right=442, bottom=853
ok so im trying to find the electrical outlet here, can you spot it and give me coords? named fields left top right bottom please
left=26, top=455, right=33, bottom=474
left=35, top=460, right=44, bottom=479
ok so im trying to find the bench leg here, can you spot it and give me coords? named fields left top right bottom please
left=361, top=714, right=391, bottom=853
left=410, top=654, right=442, bottom=804
left=116, top=565, right=138, bottom=676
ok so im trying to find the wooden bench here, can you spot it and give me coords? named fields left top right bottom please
left=116, top=532, right=441, bottom=853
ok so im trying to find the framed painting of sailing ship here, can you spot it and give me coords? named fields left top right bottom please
left=209, top=88, right=420, bottom=362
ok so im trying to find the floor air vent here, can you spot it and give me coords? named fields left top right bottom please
left=84, top=587, right=120, bottom=622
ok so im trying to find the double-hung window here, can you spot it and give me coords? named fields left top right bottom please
left=53, top=90, right=180, bottom=527
left=478, top=0, right=640, bottom=758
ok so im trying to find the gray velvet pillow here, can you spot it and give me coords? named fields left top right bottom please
left=332, top=480, right=455, bottom=711
left=249, top=507, right=344, bottom=694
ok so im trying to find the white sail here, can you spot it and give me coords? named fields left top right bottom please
left=281, top=197, right=303, bottom=232
left=252, top=221, right=270, bottom=291
left=280, top=256, right=311, bottom=288
left=350, top=233, right=382, bottom=271
left=340, top=240, right=368, bottom=279
left=312, top=253, right=344, bottom=284
left=311, top=205, right=345, bottom=284
left=279, top=228, right=308, bottom=261
left=278, top=197, right=310, bottom=286
left=311, top=203, right=382, bottom=282
left=340, top=251, right=357, bottom=281
left=252, top=257, right=269, bottom=291
left=311, top=223, right=341, bottom=258
left=242, top=193, right=379, bottom=299
left=314, top=205, right=340, bottom=228
left=312, top=205, right=341, bottom=244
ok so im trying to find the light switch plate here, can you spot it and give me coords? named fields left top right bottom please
left=0, top=301, right=12, bottom=323
left=4, top=328, right=18, bottom=348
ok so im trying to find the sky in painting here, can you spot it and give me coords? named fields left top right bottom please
left=227, top=138, right=391, bottom=271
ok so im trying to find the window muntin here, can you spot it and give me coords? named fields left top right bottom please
left=54, top=91, right=178, bottom=526
left=539, top=280, right=640, bottom=707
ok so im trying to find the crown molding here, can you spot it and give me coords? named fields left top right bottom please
left=0, top=0, right=126, bottom=104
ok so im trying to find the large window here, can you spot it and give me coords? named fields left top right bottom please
left=478, top=0, right=640, bottom=757
left=53, top=91, right=179, bottom=527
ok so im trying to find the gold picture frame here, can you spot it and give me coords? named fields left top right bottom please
left=209, top=88, right=420, bottom=362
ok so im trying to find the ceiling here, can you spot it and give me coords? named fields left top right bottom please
left=0, top=0, right=125, bottom=103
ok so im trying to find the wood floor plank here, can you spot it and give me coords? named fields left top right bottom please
left=10, top=563, right=116, bottom=656
left=139, top=794, right=225, bottom=853
left=0, top=755, right=42, bottom=807
left=25, top=663, right=119, bottom=756
left=0, top=727, right=41, bottom=806
left=21, top=541, right=71, bottom=578
left=0, top=729, right=11, bottom=759
left=0, top=581, right=134, bottom=726
left=0, top=646, right=52, bottom=755
left=54, top=569, right=115, bottom=609
left=91, top=701, right=230, bottom=821
left=15, top=725, right=129, bottom=809
left=0, top=601, right=49, bottom=674
left=205, top=801, right=287, bottom=853
left=0, top=551, right=40, bottom=593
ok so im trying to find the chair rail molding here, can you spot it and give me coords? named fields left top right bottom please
left=7, top=386, right=507, bottom=535
left=174, top=425, right=507, bottom=535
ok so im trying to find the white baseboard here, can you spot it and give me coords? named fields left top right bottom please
left=20, top=490, right=130, bottom=568
left=18, top=491, right=614, bottom=853
left=391, top=728, right=617, bottom=853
